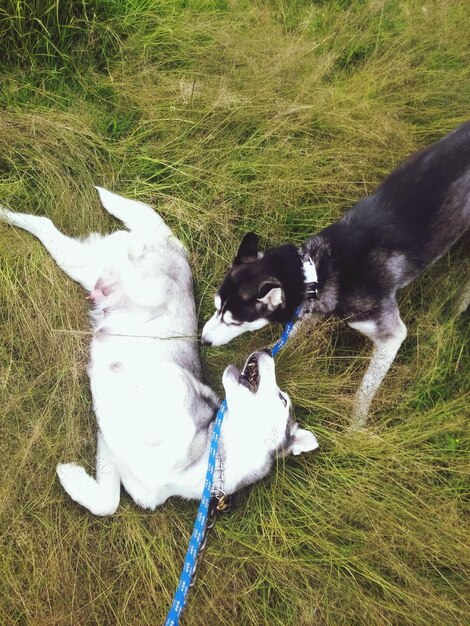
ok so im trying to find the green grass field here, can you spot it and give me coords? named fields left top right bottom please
left=0, top=1, right=469, bottom=624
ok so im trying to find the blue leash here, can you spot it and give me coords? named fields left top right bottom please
left=164, top=309, right=300, bottom=626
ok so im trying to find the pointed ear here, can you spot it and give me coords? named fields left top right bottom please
left=257, top=279, right=284, bottom=311
left=289, top=428, right=318, bottom=456
left=234, top=232, right=259, bottom=264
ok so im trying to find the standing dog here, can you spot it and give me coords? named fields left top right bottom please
left=202, top=122, right=470, bottom=428
left=1, top=189, right=317, bottom=515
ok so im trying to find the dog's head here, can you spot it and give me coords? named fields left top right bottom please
left=202, top=233, right=304, bottom=346
left=222, top=349, right=318, bottom=470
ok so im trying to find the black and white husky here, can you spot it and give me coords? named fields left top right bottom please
left=202, top=122, right=470, bottom=428
left=0, top=189, right=317, bottom=516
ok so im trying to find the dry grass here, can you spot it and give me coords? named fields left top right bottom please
left=0, top=1, right=469, bottom=624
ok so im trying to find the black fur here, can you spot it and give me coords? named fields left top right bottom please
left=301, top=121, right=470, bottom=321
left=218, top=243, right=304, bottom=324
left=217, top=122, right=470, bottom=326
left=204, top=121, right=470, bottom=424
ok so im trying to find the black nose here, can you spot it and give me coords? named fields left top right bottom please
left=201, top=338, right=212, bottom=346
left=262, top=348, right=272, bottom=357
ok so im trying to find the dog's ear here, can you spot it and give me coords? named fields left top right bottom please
left=234, top=232, right=259, bottom=264
left=289, top=428, right=318, bottom=456
left=257, top=279, right=284, bottom=311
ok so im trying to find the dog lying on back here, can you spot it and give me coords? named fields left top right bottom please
left=202, top=122, right=470, bottom=428
left=1, top=189, right=317, bottom=515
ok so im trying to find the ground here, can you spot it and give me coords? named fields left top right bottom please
left=0, top=1, right=468, bottom=624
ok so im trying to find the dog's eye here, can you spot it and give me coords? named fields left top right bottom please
left=221, top=310, right=242, bottom=326
left=222, top=317, right=242, bottom=326
left=279, top=392, right=288, bottom=407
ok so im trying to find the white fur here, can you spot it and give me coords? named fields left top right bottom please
left=221, top=352, right=318, bottom=492
left=1, top=190, right=317, bottom=515
left=257, top=287, right=284, bottom=310
left=348, top=314, right=407, bottom=430
left=223, top=310, right=234, bottom=323
left=202, top=312, right=269, bottom=346
left=302, top=258, right=318, bottom=284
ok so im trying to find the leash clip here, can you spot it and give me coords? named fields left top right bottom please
left=215, top=493, right=230, bottom=513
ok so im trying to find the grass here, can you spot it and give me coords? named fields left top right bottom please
left=0, top=0, right=469, bottom=624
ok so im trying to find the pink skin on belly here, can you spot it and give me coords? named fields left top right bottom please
left=87, top=278, right=113, bottom=306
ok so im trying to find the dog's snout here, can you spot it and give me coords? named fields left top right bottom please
left=262, top=348, right=272, bottom=357
left=201, top=337, right=212, bottom=346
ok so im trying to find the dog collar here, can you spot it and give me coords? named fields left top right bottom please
left=301, top=252, right=319, bottom=299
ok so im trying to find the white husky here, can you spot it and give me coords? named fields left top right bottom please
left=1, top=189, right=317, bottom=516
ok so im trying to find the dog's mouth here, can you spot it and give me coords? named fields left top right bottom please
left=239, top=352, right=260, bottom=393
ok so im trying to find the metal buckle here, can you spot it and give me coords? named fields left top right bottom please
left=216, top=493, right=230, bottom=513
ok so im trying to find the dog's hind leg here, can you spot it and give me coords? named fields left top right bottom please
left=0, top=208, right=100, bottom=290
left=348, top=301, right=407, bottom=430
left=95, top=187, right=173, bottom=238
left=56, top=432, right=120, bottom=516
